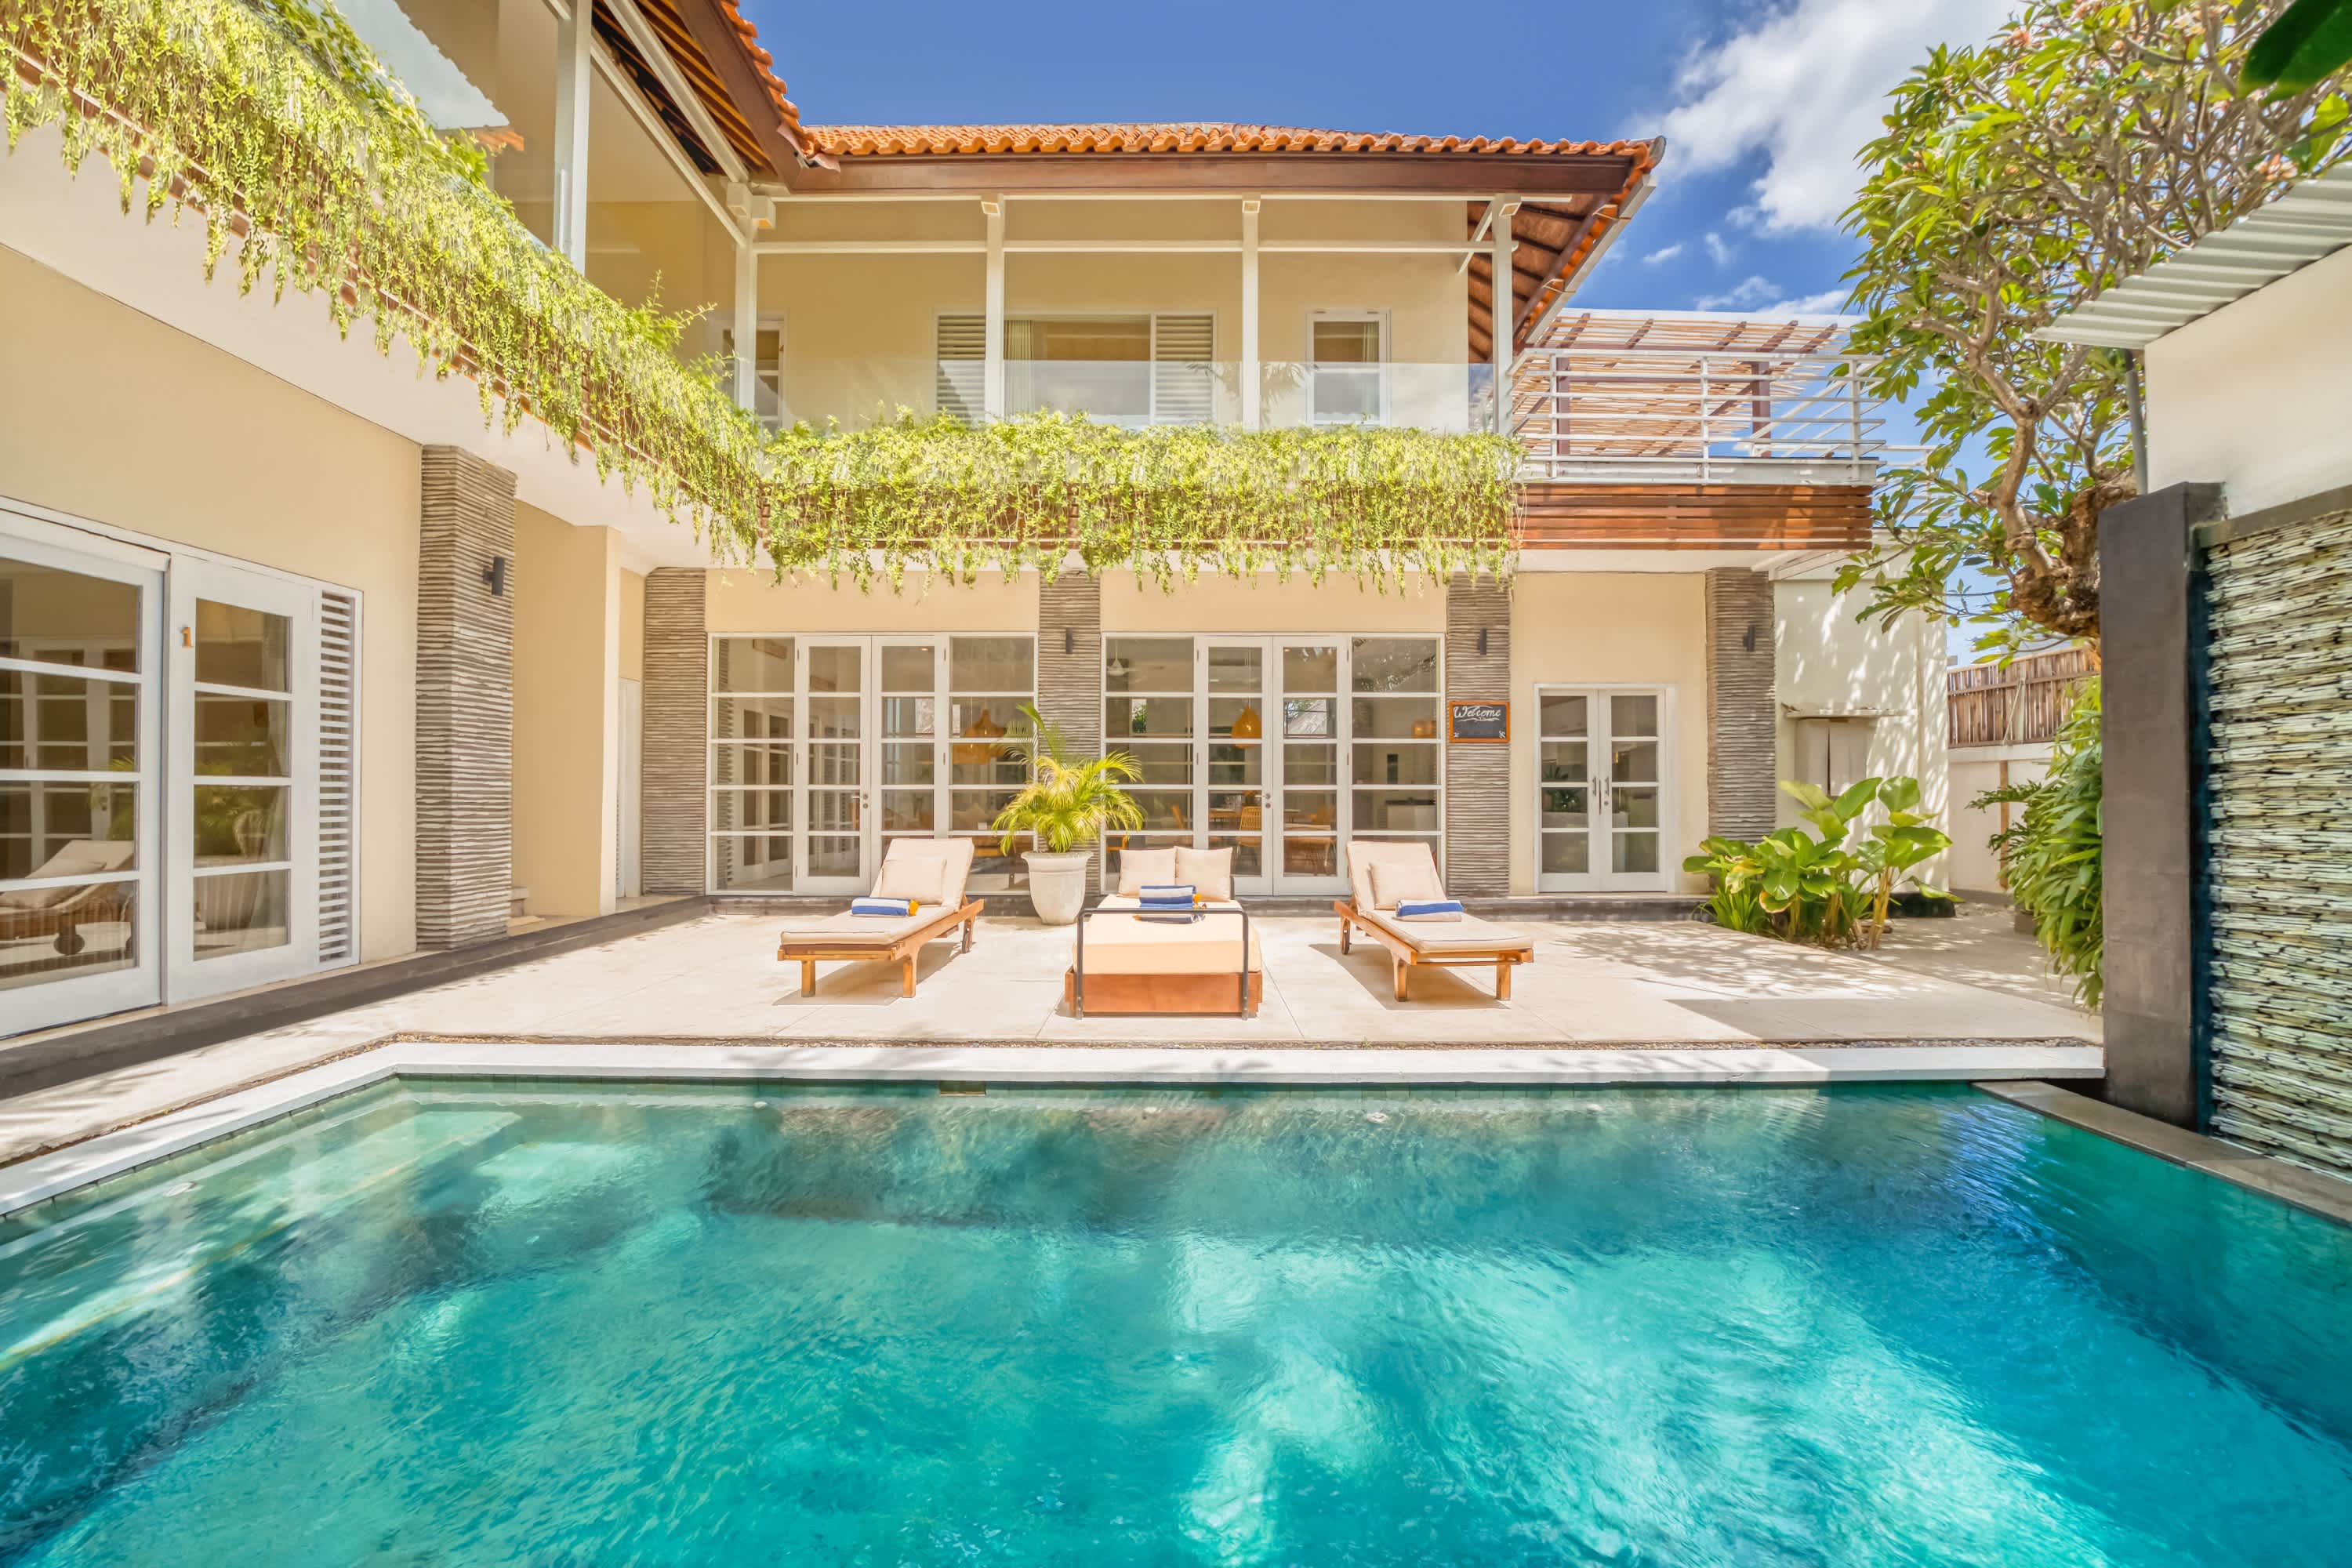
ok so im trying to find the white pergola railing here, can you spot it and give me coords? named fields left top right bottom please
left=1508, top=344, right=1887, bottom=484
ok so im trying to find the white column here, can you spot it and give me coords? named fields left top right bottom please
left=982, top=196, right=1005, bottom=420
left=733, top=233, right=758, bottom=412
left=552, top=1, right=593, bottom=268
left=1490, top=197, right=1519, bottom=434
left=1240, top=197, right=1261, bottom=429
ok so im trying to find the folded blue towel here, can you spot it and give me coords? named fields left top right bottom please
left=851, top=896, right=916, bottom=917
left=1394, top=898, right=1465, bottom=921
left=1138, top=883, right=1196, bottom=909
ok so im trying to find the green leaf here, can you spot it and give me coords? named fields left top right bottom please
left=2247, top=0, right=2352, bottom=93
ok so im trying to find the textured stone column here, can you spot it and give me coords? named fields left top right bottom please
left=415, top=447, right=516, bottom=948
left=1445, top=575, right=1512, bottom=896
left=641, top=568, right=708, bottom=895
left=1704, top=568, right=1779, bottom=843
left=1036, top=568, right=1105, bottom=882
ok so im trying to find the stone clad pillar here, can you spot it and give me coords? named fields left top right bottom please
left=1445, top=574, right=1512, bottom=896
left=1036, top=568, right=1105, bottom=884
left=640, top=568, right=708, bottom=895
left=415, top=446, right=516, bottom=948
left=1704, top=568, right=1779, bottom=843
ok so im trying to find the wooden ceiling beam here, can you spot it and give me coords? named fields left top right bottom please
left=671, top=0, right=805, bottom=176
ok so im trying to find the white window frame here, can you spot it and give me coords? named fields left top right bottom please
left=706, top=632, right=1038, bottom=898
left=953, top=310, right=1218, bottom=426
left=1100, top=631, right=1444, bottom=897
left=1305, top=310, right=1391, bottom=426
left=1532, top=683, right=1678, bottom=893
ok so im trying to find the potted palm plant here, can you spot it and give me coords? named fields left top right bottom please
left=991, top=705, right=1143, bottom=925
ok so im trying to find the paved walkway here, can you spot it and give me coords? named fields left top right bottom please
left=0, top=906, right=2094, bottom=1167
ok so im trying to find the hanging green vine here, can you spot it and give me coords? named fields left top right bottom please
left=766, top=413, right=1518, bottom=591
left=2, top=0, right=1523, bottom=589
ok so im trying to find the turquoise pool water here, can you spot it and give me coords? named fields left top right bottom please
left=3, top=1082, right=2350, bottom=1565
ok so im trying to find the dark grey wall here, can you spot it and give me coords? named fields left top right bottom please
left=2099, top=481, right=2222, bottom=1126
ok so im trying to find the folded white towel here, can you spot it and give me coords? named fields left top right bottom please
left=1393, top=898, right=1465, bottom=922
left=851, top=896, right=916, bottom=917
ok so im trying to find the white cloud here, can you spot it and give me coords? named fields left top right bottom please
left=1692, top=277, right=1853, bottom=314
left=1659, top=0, right=2013, bottom=233
left=1642, top=242, right=1686, bottom=264
left=1703, top=230, right=1736, bottom=267
left=1694, top=275, right=1782, bottom=310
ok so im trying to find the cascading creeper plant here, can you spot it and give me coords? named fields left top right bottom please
left=2, top=0, right=1523, bottom=591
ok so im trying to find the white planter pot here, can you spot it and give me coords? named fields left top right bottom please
left=1022, top=851, right=1094, bottom=926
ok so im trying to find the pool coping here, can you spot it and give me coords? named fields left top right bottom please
left=0, top=1037, right=2103, bottom=1218
left=1977, top=1080, right=2352, bottom=1229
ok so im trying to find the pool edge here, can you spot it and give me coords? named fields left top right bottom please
left=2, top=1039, right=2103, bottom=1219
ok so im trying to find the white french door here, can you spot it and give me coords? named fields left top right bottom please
left=168, top=557, right=320, bottom=997
left=1102, top=634, right=1444, bottom=898
left=706, top=633, right=1039, bottom=898
left=1535, top=686, right=1674, bottom=892
left=0, top=522, right=165, bottom=1033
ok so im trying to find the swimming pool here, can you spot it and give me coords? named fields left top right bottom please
left=2, top=1081, right=2348, bottom=1564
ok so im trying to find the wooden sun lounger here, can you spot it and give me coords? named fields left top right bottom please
left=776, top=899, right=985, bottom=998
left=1335, top=900, right=1534, bottom=1001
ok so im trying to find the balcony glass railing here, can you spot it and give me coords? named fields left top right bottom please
left=753, top=360, right=1501, bottom=437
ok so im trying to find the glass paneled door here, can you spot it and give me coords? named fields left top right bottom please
left=0, top=525, right=162, bottom=1033
left=800, top=637, right=869, bottom=895
left=169, top=559, right=318, bottom=996
left=1536, top=687, right=1672, bottom=892
left=1101, top=634, right=1443, bottom=897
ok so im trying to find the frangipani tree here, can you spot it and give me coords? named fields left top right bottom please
left=1839, top=0, right=2352, bottom=654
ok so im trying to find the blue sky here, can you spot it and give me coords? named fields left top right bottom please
left=743, top=0, right=2014, bottom=321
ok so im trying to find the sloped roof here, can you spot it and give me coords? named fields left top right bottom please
left=797, top=122, right=1653, bottom=159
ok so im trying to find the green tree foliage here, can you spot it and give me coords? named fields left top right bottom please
left=2249, top=0, right=2352, bottom=89
left=1840, top=1, right=2350, bottom=655
left=1981, top=681, right=2105, bottom=1006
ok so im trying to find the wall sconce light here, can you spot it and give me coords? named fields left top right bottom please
left=1477, top=627, right=1490, bottom=655
left=1064, top=627, right=1073, bottom=655
left=1743, top=622, right=1759, bottom=653
left=483, top=555, right=507, bottom=597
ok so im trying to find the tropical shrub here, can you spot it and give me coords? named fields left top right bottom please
left=1684, top=776, right=1953, bottom=950
left=1981, top=681, right=2105, bottom=1006
left=992, top=706, right=1144, bottom=855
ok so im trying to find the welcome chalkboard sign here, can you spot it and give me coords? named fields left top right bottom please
left=1448, top=701, right=1509, bottom=742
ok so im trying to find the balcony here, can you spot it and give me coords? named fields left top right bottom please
left=764, top=359, right=1499, bottom=436
left=1508, top=319, right=1886, bottom=487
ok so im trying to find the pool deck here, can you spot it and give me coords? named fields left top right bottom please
left=0, top=904, right=2098, bottom=1183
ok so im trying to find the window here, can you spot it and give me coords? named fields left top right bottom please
left=706, top=634, right=1036, bottom=895
left=1309, top=313, right=1388, bottom=425
left=936, top=314, right=1215, bottom=426
left=1349, top=636, right=1441, bottom=866
left=721, top=316, right=786, bottom=429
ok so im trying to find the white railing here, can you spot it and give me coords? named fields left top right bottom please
left=1508, top=347, right=1887, bottom=484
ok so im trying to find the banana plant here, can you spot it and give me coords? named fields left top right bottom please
left=1682, top=775, right=1949, bottom=949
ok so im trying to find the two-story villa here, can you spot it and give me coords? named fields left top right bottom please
left=0, top=0, right=1943, bottom=1038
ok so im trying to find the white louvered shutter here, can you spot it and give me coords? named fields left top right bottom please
left=936, top=314, right=985, bottom=422
left=1152, top=314, right=1215, bottom=426
left=315, top=590, right=358, bottom=967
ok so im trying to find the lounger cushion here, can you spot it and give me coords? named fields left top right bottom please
left=1367, top=857, right=1445, bottom=911
left=1363, top=908, right=1531, bottom=953
left=873, top=837, right=977, bottom=909
left=1073, top=909, right=1263, bottom=975
left=0, top=840, right=133, bottom=911
left=1115, top=847, right=1178, bottom=896
left=776, top=909, right=935, bottom=946
left=1174, top=845, right=1234, bottom=901
left=1345, top=840, right=1441, bottom=916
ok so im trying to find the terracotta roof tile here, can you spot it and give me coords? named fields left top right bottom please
left=710, top=0, right=803, bottom=141
left=800, top=122, right=1653, bottom=160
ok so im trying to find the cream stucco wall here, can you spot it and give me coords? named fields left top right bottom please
left=1098, top=570, right=1448, bottom=633
left=2146, top=241, right=2352, bottom=516
left=0, top=244, right=423, bottom=961
left=1947, top=745, right=2047, bottom=899
left=706, top=568, right=1040, bottom=633
left=1773, top=575, right=1951, bottom=885
left=760, top=200, right=1472, bottom=430
left=619, top=567, right=645, bottom=681
left=1508, top=575, right=1712, bottom=896
left=512, top=506, right=620, bottom=916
